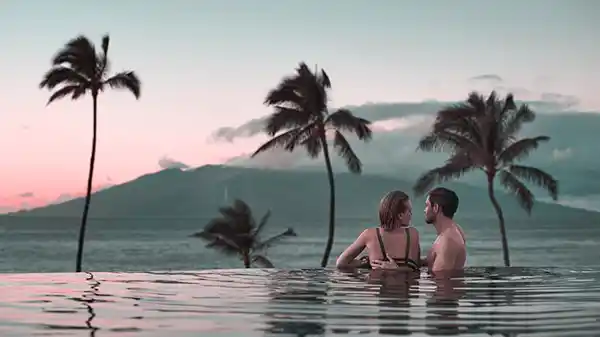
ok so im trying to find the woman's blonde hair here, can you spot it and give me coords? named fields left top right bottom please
left=378, top=190, right=409, bottom=230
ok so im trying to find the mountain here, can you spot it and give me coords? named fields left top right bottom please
left=3, top=165, right=599, bottom=228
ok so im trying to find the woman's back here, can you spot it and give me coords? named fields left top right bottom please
left=366, top=226, right=421, bottom=270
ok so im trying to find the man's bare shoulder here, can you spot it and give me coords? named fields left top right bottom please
left=434, top=230, right=465, bottom=250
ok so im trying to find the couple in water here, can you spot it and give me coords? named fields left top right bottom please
left=336, top=187, right=466, bottom=274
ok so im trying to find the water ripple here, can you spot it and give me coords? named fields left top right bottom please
left=0, top=267, right=599, bottom=336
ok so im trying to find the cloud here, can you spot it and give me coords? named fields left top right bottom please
left=158, top=156, right=190, bottom=170
left=552, top=147, right=573, bottom=161
left=539, top=93, right=580, bottom=111
left=211, top=101, right=444, bottom=143
left=18, top=192, right=34, bottom=198
left=228, top=150, right=302, bottom=169
left=211, top=118, right=268, bottom=143
left=470, top=74, right=503, bottom=82
left=370, top=115, right=433, bottom=134
left=215, top=93, right=600, bottom=173
left=210, top=90, right=587, bottom=144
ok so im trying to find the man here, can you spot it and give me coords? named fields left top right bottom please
left=423, top=187, right=466, bottom=273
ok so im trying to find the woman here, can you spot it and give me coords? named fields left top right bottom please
left=336, top=190, right=421, bottom=271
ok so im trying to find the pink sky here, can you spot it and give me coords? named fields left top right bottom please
left=1, top=1, right=597, bottom=212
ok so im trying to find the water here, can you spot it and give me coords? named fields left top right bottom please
left=1, top=268, right=600, bottom=336
left=1, top=217, right=600, bottom=272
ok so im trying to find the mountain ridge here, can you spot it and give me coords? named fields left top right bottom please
left=4, top=165, right=598, bottom=228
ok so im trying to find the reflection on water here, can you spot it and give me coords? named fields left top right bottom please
left=263, top=270, right=329, bottom=336
left=0, top=267, right=600, bottom=336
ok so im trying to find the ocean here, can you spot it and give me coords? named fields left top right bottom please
left=1, top=215, right=598, bottom=273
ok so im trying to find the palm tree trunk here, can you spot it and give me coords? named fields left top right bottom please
left=487, top=174, right=511, bottom=267
left=320, top=133, right=336, bottom=268
left=76, top=93, right=98, bottom=272
left=243, top=253, right=251, bottom=268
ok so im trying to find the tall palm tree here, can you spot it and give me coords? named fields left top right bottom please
left=39, top=34, right=141, bottom=272
left=413, top=91, right=558, bottom=267
left=192, top=199, right=297, bottom=268
left=251, top=62, right=373, bottom=267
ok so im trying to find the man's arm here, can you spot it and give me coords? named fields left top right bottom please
left=336, top=229, right=368, bottom=269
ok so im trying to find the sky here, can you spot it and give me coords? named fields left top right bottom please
left=0, top=0, right=598, bottom=211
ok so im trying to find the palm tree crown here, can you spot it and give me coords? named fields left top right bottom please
left=39, top=34, right=140, bottom=103
left=251, top=62, right=372, bottom=172
left=192, top=199, right=297, bottom=268
left=414, top=91, right=558, bottom=212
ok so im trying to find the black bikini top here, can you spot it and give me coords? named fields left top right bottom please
left=376, top=227, right=419, bottom=271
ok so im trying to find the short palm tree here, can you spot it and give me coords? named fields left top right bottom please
left=252, top=62, right=372, bottom=267
left=40, top=34, right=141, bottom=272
left=413, top=91, right=558, bottom=267
left=192, top=199, right=297, bottom=268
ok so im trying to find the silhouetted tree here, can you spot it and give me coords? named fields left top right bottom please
left=252, top=62, right=372, bottom=267
left=192, top=199, right=296, bottom=268
left=413, top=91, right=558, bottom=267
left=39, top=34, right=141, bottom=272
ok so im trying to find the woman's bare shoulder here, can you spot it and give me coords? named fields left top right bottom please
left=406, top=226, right=421, bottom=235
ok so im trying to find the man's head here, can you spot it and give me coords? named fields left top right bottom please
left=379, top=190, right=412, bottom=229
left=424, top=187, right=459, bottom=224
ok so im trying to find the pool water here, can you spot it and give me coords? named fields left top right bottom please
left=1, top=267, right=599, bottom=336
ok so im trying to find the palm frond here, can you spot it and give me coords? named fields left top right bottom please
left=251, top=255, right=275, bottom=268
left=51, top=35, right=97, bottom=78
left=318, top=68, right=331, bottom=89
left=501, top=104, right=535, bottom=137
left=413, top=153, right=475, bottom=196
left=498, top=170, right=535, bottom=213
left=102, top=71, right=141, bottom=98
left=251, top=210, right=272, bottom=240
left=192, top=231, right=242, bottom=255
left=46, top=84, right=88, bottom=105
left=264, top=106, right=312, bottom=136
left=201, top=218, right=238, bottom=238
left=298, top=126, right=323, bottom=158
left=437, top=101, right=479, bottom=122
left=251, top=128, right=303, bottom=158
left=432, top=116, right=483, bottom=144
left=466, top=91, right=487, bottom=116
left=254, top=228, right=297, bottom=251
left=333, top=131, right=362, bottom=174
left=417, top=130, right=481, bottom=155
left=325, top=109, right=372, bottom=141
left=283, top=123, right=317, bottom=152
left=497, top=136, right=550, bottom=166
left=500, top=93, right=516, bottom=115
left=40, top=66, right=90, bottom=89
left=508, top=165, right=558, bottom=200
left=218, top=199, right=254, bottom=234
left=264, top=79, right=305, bottom=108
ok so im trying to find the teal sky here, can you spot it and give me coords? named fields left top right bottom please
left=0, top=0, right=597, bottom=209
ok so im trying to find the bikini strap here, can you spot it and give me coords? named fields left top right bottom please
left=404, top=227, right=411, bottom=261
left=376, top=228, right=389, bottom=261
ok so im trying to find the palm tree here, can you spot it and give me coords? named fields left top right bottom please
left=413, top=91, right=558, bottom=267
left=40, top=34, right=141, bottom=272
left=251, top=62, right=372, bottom=267
left=192, top=199, right=297, bottom=268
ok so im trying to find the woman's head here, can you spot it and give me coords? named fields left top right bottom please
left=378, top=190, right=412, bottom=230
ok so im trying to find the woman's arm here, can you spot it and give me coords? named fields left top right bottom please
left=336, top=229, right=369, bottom=269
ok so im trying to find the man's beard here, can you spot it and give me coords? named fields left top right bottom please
left=424, top=216, right=434, bottom=224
